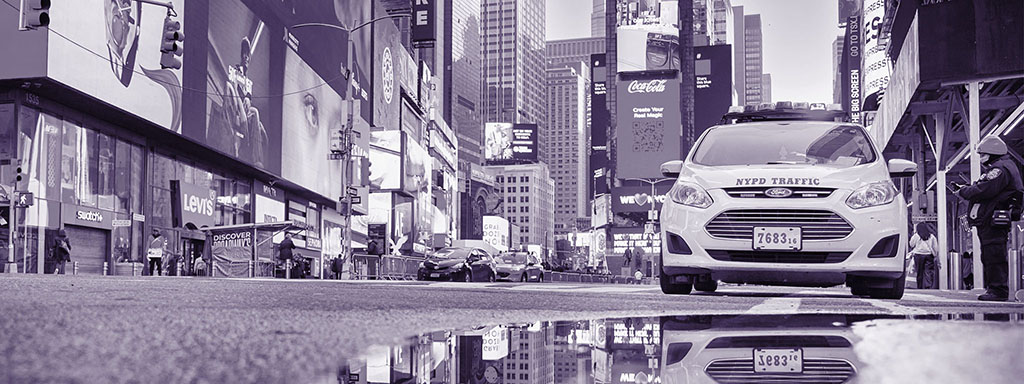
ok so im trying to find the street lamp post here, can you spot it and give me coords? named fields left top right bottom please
left=620, top=177, right=675, bottom=278
left=290, top=14, right=410, bottom=278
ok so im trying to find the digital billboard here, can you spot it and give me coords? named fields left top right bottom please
left=403, top=134, right=432, bottom=195
left=281, top=49, right=345, bottom=199
left=373, top=12, right=404, bottom=131
left=369, top=131, right=402, bottom=190
left=46, top=0, right=188, bottom=132
left=200, top=0, right=280, bottom=172
left=611, top=185, right=672, bottom=213
left=615, top=73, right=683, bottom=179
left=693, top=45, right=733, bottom=150
left=841, top=15, right=863, bottom=125
left=590, top=53, right=610, bottom=198
left=485, top=123, right=538, bottom=164
left=615, top=0, right=681, bottom=74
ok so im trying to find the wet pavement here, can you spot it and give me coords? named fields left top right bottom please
left=1, top=274, right=1022, bottom=383
left=326, top=313, right=1023, bottom=384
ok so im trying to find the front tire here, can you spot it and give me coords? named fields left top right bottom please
left=521, top=273, right=528, bottom=282
left=488, top=272, right=496, bottom=282
left=462, top=270, right=473, bottom=282
left=694, top=279, right=718, bottom=293
left=868, top=272, right=906, bottom=300
left=660, top=273, right=693, bottom=295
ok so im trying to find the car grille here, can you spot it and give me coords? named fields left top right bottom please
left=724, top=186, right=836, bottom=198
left=705, top=358, right=856, bottom=384
left=707, top=250, right=851, bottom=264
left=705, top=209, right=854, bottom=240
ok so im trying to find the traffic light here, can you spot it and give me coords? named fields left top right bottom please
left=15, top=165, right=23, bottom=185
left=21, top=0, right=50, bottom=29
left=160, top=14, right=184, bottom=69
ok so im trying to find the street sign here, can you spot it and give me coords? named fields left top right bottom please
left=14, top=192, right=33, bottom=207
left=328, top=153, right=345, bottom=160
left=347, top=186, right=358, bottom=196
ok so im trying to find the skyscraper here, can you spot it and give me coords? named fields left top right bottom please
left=481, top=0, right=549, bottom=162
left=712, top=0, right=734, bottom=46
left=546, top=37, right=606, bottom=68
left=446, top=0, right=484, bottom=239
left=743, top=13, right=764, bottom=105
left=762, top=73, right=772, bottom=103
left=693, top=0, right=715, bottom=46
left=545, top=61, right=589, bottom=237
left=488, top=163, right=556, bottom=250
left=733, top=5, right=746, bottom=105
left=833, top=35, right=844, bottom=104
left=592, top=0, right=606, bottom=38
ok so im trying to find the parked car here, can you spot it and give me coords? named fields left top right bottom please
left=495, top=252, right=544, bottom=282
left=417, top=247, right=497, bottom=282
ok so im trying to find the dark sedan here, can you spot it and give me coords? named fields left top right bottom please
left=417, top=247, right=497, bottom=282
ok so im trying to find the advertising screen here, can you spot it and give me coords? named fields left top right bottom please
left=47, top=0, right=188, bottom=132
left=592, top=194, right=611, bottom=228
left=201, top=0, right=279, bottom=172
left=460, top=165, right=500, bottom=240
left=615, top=73, right=683, bottom=179
left=591, top=54, right=610, bottom=197
left=369, top=131, right=402, bottom=190
left=403, top=135, right=432, bottom=195
left=281, top=49, right=344, bottom=199
left=611, top=184, right=672, bottom=213
left=482, top=216, right=510, bottom=252
left=373, top=12, right=404, bottom=131
left=615, top=0, right=680, bottom=73
left=693, top=45, right=733, bottom=150
left=485, top=123, right=537, bottom=164
left=609, top=227, right=660, bottom=257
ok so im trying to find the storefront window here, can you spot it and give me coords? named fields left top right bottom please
left=97, top=133, right=115, bottom=211
left=60, top=121, right=80, bottom=205
left=83, top=128, right=98, bottom=207
left=114, top=140, right=130, bottom=213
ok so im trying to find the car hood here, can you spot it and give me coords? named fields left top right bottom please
left=424, top=259, right=466, bottom=269
left=680, top=162, right=886, bottom=191
left=495, top=264, right=522, bottom=272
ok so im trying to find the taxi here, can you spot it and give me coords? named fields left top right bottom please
left=658, top=102, right=916, bottom=299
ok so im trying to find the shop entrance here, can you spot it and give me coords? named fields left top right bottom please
left=181, top=236, right=205, bottom=276
left=64, top=225, right=110, bottom=275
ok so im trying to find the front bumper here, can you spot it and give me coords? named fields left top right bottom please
left=660, top=190, right=907, bottom=286
left=417, top=268, right=463, bottom=281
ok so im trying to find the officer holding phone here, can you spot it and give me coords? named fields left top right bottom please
left=951, top=137, right=1023, bottom=301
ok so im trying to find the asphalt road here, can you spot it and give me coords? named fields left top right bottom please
left=0, top=274, right=1021, bottom=383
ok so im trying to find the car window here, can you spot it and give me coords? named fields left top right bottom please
left=693, top=124, right=876, bottom=167
left=432, top=248, right=469, bottom=259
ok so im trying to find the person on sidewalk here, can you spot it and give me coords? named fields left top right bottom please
left=53, top=229, right=71, bottom=275
left=634, top=269, right=644, bottom=285
left=953, top=136, right=1023, bottom=301
left=148, top=229, right=167, bottom=276
left=278, top=233, right=296, bottom=278
left=908, top=222, right=940, bottom=289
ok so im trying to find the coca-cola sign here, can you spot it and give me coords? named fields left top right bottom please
left=627, top=80, right=668, bottom=94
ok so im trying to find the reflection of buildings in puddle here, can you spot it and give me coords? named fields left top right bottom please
left=333, top=314, right=1023, bottom=383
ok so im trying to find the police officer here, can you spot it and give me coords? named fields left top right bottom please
left=954, top=137, right=1023, bottom=301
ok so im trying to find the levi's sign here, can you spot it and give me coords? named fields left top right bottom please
left=171, top=180, right=216, bottom=229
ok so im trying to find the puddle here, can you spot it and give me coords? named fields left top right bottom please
left=330, top=313, right=1024, bottom=384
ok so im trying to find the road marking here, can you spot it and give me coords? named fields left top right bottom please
left=745, top=298, right=801, bottom=314
left=862, top=299, right=928, bottom=315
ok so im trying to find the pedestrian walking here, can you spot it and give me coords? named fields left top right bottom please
left=953, top=136, right=1023, bottom=301
left=634, top=269, right=644, bottom=284
left=53, top=229, right=71, bottom=275
left=148, top=229, right=167, bottom=276
left=908, top=222, right=940, bottom=289
left=279, top=233, right=296, bottom=277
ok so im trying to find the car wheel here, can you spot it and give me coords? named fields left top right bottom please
left=867, top=272, right=906, bottom=300
left=538, top=274, right=543, bottom=283
left=660, top=273, right=693, bottom=295
left=489, top=272, right=496, bottom=282
left=462, top=270, right=473, bottom=282
left=521, top=273, right=528, bottom=282
left=694, top=278, right=718, bottom=293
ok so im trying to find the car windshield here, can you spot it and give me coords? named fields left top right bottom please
left=692, top=124, right=877, bottom=167
left=499, top=253, right=528, bottom=264
left=431, top=248, right=469, bottom=260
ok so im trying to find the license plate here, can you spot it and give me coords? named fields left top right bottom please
left=430, top=273, right=440, bottom=278
left=754, top=348, right=802, bottom=373
left=753, top=227, right=801, bottom=250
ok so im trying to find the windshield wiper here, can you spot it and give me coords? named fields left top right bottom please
left=765, top=161, right=800, bottom=165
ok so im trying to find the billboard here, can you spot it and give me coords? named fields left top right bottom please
left=841, top=15, right=863, bottom=125
left=917, top=0, right=1024, bottom=84
left=693, top=45, right=733, bottom=149
left=592, top=194, right=611, bottom=228
left=170, top=180, right=216, bottom=229
left=47, top=0, right=188, bottom=132
left=609, top=227, right=660, bottom=257
left=369, top=131, right=402, bottom=190
left=374, top=14, right=404, bottom=131
left=611, top=185, right=673, bottom=213
left=281, top=49, right=346, bottom=199
left=591, top=53, right=610, bottom=198
left=200, top=0, right=280, bottom=172
left=615, top=73, right=683, bottom=179
left=482, top=216, right=510, bottom=252
left=615, top=0, right=679, bottom=27
left=412, top=0, right=436, bottom=47
left=404, top=134, right=432, bottom=195
left=861, top=0, right=890, bottom=111
left=460, top=165, right=500, bottom=240
left=615, top=0, right=680, bottom=74
left=484, top=123, right=538, bottom=164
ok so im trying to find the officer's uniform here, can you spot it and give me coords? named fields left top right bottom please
left=957, top=156, right=1023, bottom=299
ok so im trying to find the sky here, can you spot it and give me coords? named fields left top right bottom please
left=545, top=0, right=841, bottom=103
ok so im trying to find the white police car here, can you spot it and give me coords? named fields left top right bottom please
left=659, top=102, right=917, bottom=299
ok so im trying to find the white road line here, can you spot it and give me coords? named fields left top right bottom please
left=745, top=298, right=802, bottom=314
left=862, top=299, right=928, bottom=315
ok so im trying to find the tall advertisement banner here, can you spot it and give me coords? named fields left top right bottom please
left=841, top=15, right=862, bottom=125
left=693, top=45, right=733, bottom=150
left=281, top=49, right=345, bottom=199
left=411, top=0, right=437, bottom=48
left=861, top=0, right=890, bottom=111
left=198, top=0, right=281, bottom=173
left=374, top=15, right=404, bottom=131
left=590, top=53, right=610, bottom=198
left=47, top=0, right=188, bottom=132
left=615, top=73, right=683, bottom=179
left=460, top=165, right=500, bottom=240
left=484, top=123, right=538, bottom=164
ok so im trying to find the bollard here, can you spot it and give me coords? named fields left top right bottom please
left=72, top=261, right=79, bottom=275
left=285, top=259, right=291, bottom=279
left=102, top=262, right=108, bottom=276
left=247, top=260, right=254, bottom=278
left=211, top=262, right=217, bottom=277
left=132, top=262, right=138, bottom=276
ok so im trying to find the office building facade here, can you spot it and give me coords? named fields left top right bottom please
left=487, top=163, right=555, bottom=250
left=545, top=62, right=589, bottom=237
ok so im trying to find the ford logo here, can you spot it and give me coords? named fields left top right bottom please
left=765, top=187, right=793, bottom=198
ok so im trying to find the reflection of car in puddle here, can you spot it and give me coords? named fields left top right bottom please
left=660, top=314, right=892, bottom=384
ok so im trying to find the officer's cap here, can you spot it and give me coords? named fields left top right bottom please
left=978, top=136, right=1008, bottom=156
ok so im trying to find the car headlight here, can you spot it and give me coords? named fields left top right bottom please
left=512, top=265, right=524, bottom=271
left=846, top=181, right=897, bottom=209
left=668, top=181, right=714, bottom=208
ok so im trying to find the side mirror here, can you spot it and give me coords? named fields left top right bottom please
left=660, top=160, right=684, bottom=178
left=888, top=159, right=917, bottom=178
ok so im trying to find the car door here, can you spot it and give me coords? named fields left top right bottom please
left=469, top=250, right=488, bottom=281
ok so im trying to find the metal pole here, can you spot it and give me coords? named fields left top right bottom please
left=968, top=82, right=983, bottom=290
left=17, top=0, right=26, bottom=31
left=935, top=113, right=949, bottom=290
left=4, top=191, right=14, bottom=273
